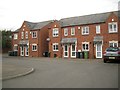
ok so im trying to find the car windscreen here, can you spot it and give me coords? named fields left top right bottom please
left=106, top=47, right=119, bottom=52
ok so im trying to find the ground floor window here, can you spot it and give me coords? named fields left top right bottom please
left=14, top=44, right=18, bottom=51
left=32, top=44, right=37, bottom=51
left=53, top=43, right=59, bottom=51
left=82, top=42, right=89, bottom=51
left=109, top=41, right=118, bottom=47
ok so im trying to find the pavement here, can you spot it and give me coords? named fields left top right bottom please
left=1, top=54, right=35, bottom=81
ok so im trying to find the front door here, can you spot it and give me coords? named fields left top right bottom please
left=20, top=46, right=24, bottom=56
left=25, top=46, right=29, bottom=56
left=64, top=45, right=69, bottom=57
left=71, top=44, right=76, bottom=58
left=96, top=44, right=102, bottom=58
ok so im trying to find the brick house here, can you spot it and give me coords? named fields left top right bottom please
left=12, top=11, right=120, bottom=59
left=48, top=11, right=120, bottom=59
left=12, top=20, right=53, bottom=57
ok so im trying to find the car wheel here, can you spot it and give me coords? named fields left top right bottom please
left=104, top=59, right=107, bottom=63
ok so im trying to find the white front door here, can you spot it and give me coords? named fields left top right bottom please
left=25, top=46, right=29, bottom=56
left=71, top=44, right=76, bottom=58
left=96, top=44, right=102, bottom=58
left=20, top=46, right=24, bottom=56
left=64, top=45, right=69, bottom=57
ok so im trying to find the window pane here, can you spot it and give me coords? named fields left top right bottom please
left=109, top=43, right=113, bottom=47
left=65, top=52, right=68, bottom=56
left=72, top=52, right=75, bottom=56
left=56, top=45, right=58, bottom=50
left=113, top=24, right=117, bottom=31
left=114, top=43, right=117, bottom=47
left=65, top=45, right=67, bottom=51
left=72, top=45, right=75, bottom=51
left=86, top=44, right=88, bottom=50
left=83, top=44, right=85, bottom=50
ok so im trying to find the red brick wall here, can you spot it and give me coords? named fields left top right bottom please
left=60, top=13, right=119, bottom=59
left=39, top=23, right=51, bottom=57
left=49, top=21, right=62, bottom=58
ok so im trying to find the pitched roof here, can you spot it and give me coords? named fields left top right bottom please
left=25, top=20, right=53, bottom=30
left=14, top=20, right=53, bottom=32
left=60, top=11, right=119, bottom=27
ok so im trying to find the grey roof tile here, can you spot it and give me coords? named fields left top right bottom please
left=60, top=11, right=119, bottom=27
left=25, top=20, right=53, bottom=30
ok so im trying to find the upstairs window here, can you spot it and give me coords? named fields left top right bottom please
left=14, top=34, right=18, bottom=40
left=32, top=31, right=37, bottom=38
left=82, top=42, right=89, bottom=51
left=82, top=26, right=89, bottom=35
left=96, top=25, right=100, bottom=34
left=108, top=22, right=117, bottom=33
left=53, top=43, right=59, bottom=51
left=64, top=28, right=68, bottom=36
left=53, top=28, right=59, bottom=37
left=71, top=27, right=75, bottom=35
left=25, top=31, right=28, bottom=39
left=21, top=32, right=24, bottom=39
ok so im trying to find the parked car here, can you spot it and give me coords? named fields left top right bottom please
left=103, top=47, right=120, bottom=63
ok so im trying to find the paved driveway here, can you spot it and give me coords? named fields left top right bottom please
left=2, top=56, right=119, bottom=88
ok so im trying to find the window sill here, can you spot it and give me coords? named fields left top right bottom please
left=82, top=34, right=89, bottom=36
left=53, top=50, right=59, bottom=52
left=109, top=32, right=118, bottom=34
left=53, top=36, right=59, bottom=38
left=32, top=50, right=37, bottom=52
left=32, top=37, right=37, bottom=39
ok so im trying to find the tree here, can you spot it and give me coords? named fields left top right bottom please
left=1, top=30, right=12, bottom=52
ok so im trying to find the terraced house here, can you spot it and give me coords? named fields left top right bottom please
left=12, top=11, right=120, bottom=59
left=12, top=20, right=53, bottom=57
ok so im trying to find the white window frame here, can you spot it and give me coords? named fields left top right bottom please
left=32, top=31, right=37, bottom=38
left=71, top=44, right=76, bottom=58
left=109, top=41, right=118, bottom=47
left=14, top=34, right=18, bottom=40
left=53, top=43, right=59, bottom=51
left=108, top=22, right=118, bottom=33
left=64, top=28, right=68, bottom=36
left=63, top=44, right=69, bottom=57
left=53, top=28, right=59, bottom=37
left=21, top=32, right=24, bottom=39
left=82, top=26, right=89, bottom=35
left=13, top=44, right=18, bottom=51
left=25, top=31, right=28, bottom=39
left=71, top=27, right=75, bottom=35
left=32, top=44, right=37, bottom=51
left=96, top=25, right=100, bottom=34
left=82, top=42, right=89, bottom=51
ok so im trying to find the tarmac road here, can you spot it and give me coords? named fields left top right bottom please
left=2, top=56, right=119, bottom=88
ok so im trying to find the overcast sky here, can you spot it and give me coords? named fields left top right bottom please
left=0, top=0, right=119, bottom=31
